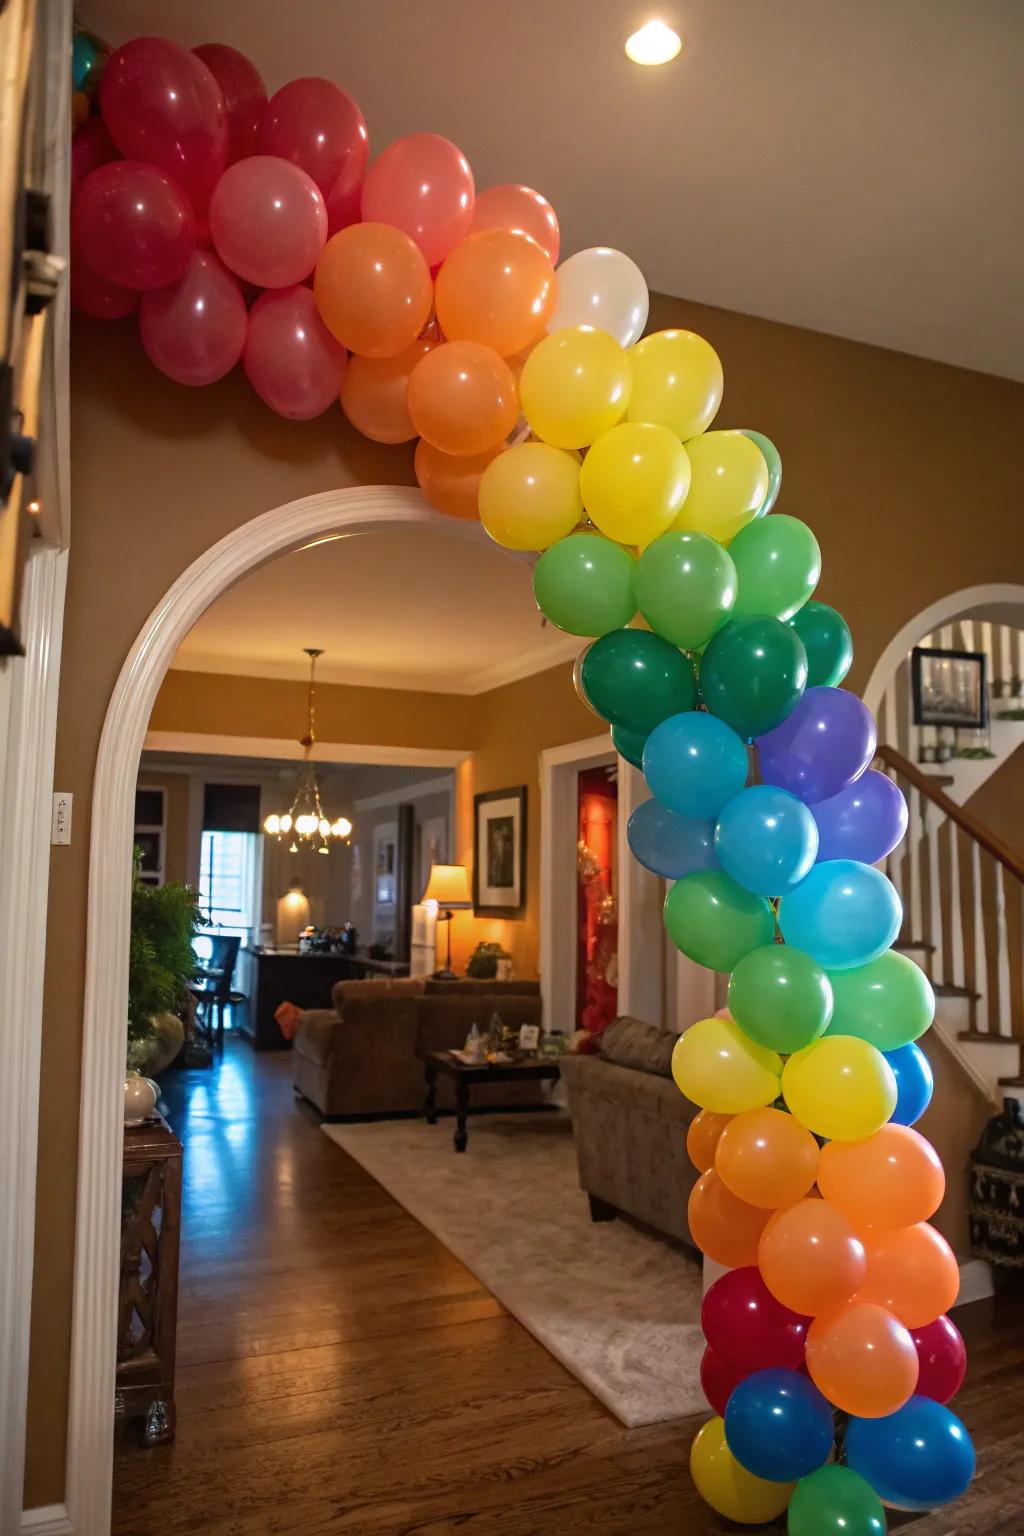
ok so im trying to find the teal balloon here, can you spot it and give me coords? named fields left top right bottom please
left=664, top=869, right=775, bottom=973
left=580, top=630, right=696, bottom=735
left=533, top=533, right=636, bottom=637
left=715, top=785, right=819, bottom=896
left=740, top=430, right=782, bottom=518
left=788, top=601, right=854, bottom=687
left=700, top=616, right=808, bottom=740
left=778, top=859, right=902, bottom=970
left=72, top=31, right=105, bottom=93
left=729, top=515, right=821, bottom=623
left=611, top=724, right=647, bottom=769
left=643, top=711, right=749, bottom=820
left=728, top=944, right=833, bottom=1054
left=787, top=1465, right=885, bottom=1536
left=632, top=530, right=737, bottom=650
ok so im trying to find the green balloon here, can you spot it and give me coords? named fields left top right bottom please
left=611, top=724, right=647, bottom=769
left=581, top=629, right=696, bottom=735
left=789, top=600, right=854, bottom=687
left=787, top=1465, right=885, bottom=1536
left=740, top=429, right=782, bottom=517
left=664, top=870, right=775, bottom=974
left=728, top=944, right=833, bottom=1053
left=825, top=949, right=935, bottom=1050
left=533, top=533, right=636, bottom=637
left=730, top=514, right=821, bottom=622
left=632, top=530, right=737, bottom=650
left=700, top=616, right=807, bottom=740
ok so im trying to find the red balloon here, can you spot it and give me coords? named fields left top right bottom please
left=71, top=117, right=117, bottom=199
left=259, top=77, right=368, bottom=200
left=139, top=250, right=246, bottom=386
left=209, top=156, right=326, bottom=289
left=700, top=1345, right=747, bottom=1417
left=70, top=242, right=138, bottom=320
left=100, top=37, right=227, bottom=214
left=243, top=285, right=347, bottom=420
left=73, top=161, right=195, bottom=290
left=193, top=43, right=267, bottom=163
left=700, top=1266, right=810, bottom=1373
left=361, top=132, right=474, bottom=267
left=910, top=1314, right=967, bottom=1405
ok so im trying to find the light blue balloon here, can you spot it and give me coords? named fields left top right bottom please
left=715, top=785, right=818, bottom=897
left=846, top=1395, right=975, bottom=1512
left=627, top=797, right=718, bottom=881
left=885, top=1041, right=934, bottom=1125
left=777, top=859, right=902, bottom=970
left=642, top=711, right=749, bottom=820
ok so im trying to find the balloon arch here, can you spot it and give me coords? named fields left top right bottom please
left=70, top=29, right=975, bottom=1528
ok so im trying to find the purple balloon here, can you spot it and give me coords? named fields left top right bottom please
left=757, top=686, right=876, bottom=804
left=812, top=769, right=908, bottom=864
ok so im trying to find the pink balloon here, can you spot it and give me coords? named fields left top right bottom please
left=243, top=285, right=347, bottom=419
left=139, top=250, right=246, bottom=386
left=209, top=156, right=326, bottom=288
left=71, top=117, right=117, bottom=199
left=361, top=132, right=474, bottom=267
left=910, top=1314, right=967, bottom=1405
left=193, top=43, right=267, bottom=163
left=70, top=239, right=139, bottom=320
left=73, top=161, right=195, bottom=290
left=700, top=1345, right=747, bottom=1417
left=470, top=183, right=560, bottom=264
left=100, top=37, right=227, bottom=214
left=259, top=77, right=368, bottom=200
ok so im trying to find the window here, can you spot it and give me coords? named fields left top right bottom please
left=197, top=830, right=261, bottom=957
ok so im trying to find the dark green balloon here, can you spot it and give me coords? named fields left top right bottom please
left=533, top=533, right=636, bottom=637
left=664, top=870, right=775, bottom=974
left=786, top=1465, right=885, bottom=1536
left=632, top=530, right=736, bottom=650
left=611, top=724, right=648, bottom=769
left=728, top=944, right=833, bottom=1054
left=700, top=616, right=807, bottom=740
left=580, top=629, right=696, bottom=734
left=729, top=514, right=821, bottom=622
left=789, top=600, right=854, bottom=687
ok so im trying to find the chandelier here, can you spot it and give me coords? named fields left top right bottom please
left=262, top=648, right=353, bottom=855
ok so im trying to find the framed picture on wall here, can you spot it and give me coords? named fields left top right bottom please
left=912, top=646, right=988, bottom=730
left=473, top=787, right=526, bottom=916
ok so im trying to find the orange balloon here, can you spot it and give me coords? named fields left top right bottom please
left=715, top=1107, right=820, bottom=1209
left=818, top=1125, right=945, bottom=1230
left=805, top=1301, right=919, bottom=1418
left=687, top=1109, right=733, bottom=1174
left=414, top=439, right=505, bottom=520
left=341, top=335, right=435, bottom=443
left=854, top=1223, right=959, bottom=1328
left=687, top=1169, right=771, bottom=1269
left=314, top=222, right=432, bottom=359
left=436, top=229, right=555, bottom=357
left=758, top=1198, right=866, bottom=1316
left=470, top=182, right=560, bottom=263
left=406, top=340, right=519, bottom=457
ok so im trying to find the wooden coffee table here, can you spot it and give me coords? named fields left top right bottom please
left=423, top=1050, right=561, bottom=1152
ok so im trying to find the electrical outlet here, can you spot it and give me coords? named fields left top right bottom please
left=51, top=792, right=73, bottom=845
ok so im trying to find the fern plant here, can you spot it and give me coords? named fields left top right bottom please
left=128, top=854, right=203, bottom=1045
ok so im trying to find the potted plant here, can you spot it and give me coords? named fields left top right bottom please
left=125, top=855, right=202, bottom=1116
left=465, top=940, right=512, bottom=980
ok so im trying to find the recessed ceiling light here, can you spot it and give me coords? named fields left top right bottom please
left=625, top=19, right=682, bottom=66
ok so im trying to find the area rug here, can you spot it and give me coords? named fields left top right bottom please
left=322, top=1112, right=706, bottom=1427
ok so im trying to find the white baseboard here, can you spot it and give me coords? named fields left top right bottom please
left=954, top=1257, right=994, bottom=1308
left=21, top=1504, right=72, bottom=1535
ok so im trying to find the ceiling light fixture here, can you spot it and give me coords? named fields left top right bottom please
left=625, top=19, right=682, bottom=66
left=262, top=647, right=353, bottom=854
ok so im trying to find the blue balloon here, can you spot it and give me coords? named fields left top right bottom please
left=778, top=860, right=902, bottom=970
left=626, top=798, right=718, bottom=881
left=724, top=1368, right=834, bottom=1483
left=885, top=1041, right=934, bottom=1125
left=846, top=1395, right=975, bottom=1512
left=643, top=712, right=749, bottom=820
left=715, top=784, right=819, bottom=897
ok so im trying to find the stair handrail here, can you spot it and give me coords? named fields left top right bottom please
left=875, top=743, right=1024, bottom=884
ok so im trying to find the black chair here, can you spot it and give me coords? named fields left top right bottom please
left=189, top=934, right=242, bottom=1049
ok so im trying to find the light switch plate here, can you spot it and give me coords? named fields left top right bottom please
left=51, top=792, right=73, bottom=845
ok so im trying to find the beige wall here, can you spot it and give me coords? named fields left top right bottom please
left=25, top=300, right=1024, bottom=1507
left=135, top=771, right=189, bottom=886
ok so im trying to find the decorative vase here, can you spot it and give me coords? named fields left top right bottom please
left=128, top=1011, right=186, bottom=1076
left=124, top=1070, right=157, bottom=1126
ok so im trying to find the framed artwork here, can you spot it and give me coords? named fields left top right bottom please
left=912, top=647, right=988, bottom=730
left=473, top=786, right=526, bottom=916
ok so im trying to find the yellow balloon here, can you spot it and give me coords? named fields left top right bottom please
left=580, top=422, right=690, bottom=546
left=782, top=1035, right=897, bottom=1141
left=626, top=329, right=723, bottom=441
left=672, top=1017, right=782, bottom=1115
left=520, top=325, right=631, bottom=449
left=478, top=441, right=583, bottom=550
left=673, top=430, right=769, bottom=544
left=690, top=1417, right=794, bottom=1525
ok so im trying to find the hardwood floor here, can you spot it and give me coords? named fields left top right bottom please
left=112, top=1040, right=1024, bottom=1535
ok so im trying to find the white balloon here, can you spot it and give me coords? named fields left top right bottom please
left=548, top=246, right=650, bottom=347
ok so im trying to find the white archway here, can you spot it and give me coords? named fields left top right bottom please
left=863, top=582, right=1024, bottom=715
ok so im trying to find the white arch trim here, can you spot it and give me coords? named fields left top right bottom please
left=863, top=582, right=1024, bottom=715
left=65, top=487, right=530, bottom=1535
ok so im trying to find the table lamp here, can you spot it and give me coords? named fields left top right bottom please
left=422, top=864, right=472, bottom=978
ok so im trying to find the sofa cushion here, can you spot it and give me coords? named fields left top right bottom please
left=294, top=1010, right=342, bottom=1068
left=599, top=1016, right=678, bottom=1079
left=424, top=978, right=540, bottom=996
left=331, top=976, right=425, bottom=1013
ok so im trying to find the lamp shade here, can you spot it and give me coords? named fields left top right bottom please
left=422, top=863, right=472, bottom=909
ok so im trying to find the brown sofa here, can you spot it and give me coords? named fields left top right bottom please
left=561, top=1017, right=700, bottom=1249
left=293, top=976, right=544, bottom=1118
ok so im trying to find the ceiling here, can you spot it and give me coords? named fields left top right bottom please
left=170, top=526, right=578, bottom=691
left=140, top=750, right=447, bottom=798
left=81, top=0, right=1024, bottom=379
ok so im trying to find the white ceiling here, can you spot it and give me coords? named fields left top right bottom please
left=81, top=0, right=1024, bottom=379
left=171, top=527, right=578, bottom=692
